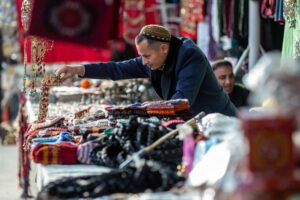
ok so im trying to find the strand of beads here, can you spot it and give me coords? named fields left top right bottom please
left=37, top=74, right=61, bottom=122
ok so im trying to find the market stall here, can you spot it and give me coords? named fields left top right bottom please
left=11, top=0, right=300, bottom=199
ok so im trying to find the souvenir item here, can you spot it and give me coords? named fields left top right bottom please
left=240, top=112, right=295, bottom=176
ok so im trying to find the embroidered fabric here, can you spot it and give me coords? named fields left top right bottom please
left=283, top=0, right=296, bottom=28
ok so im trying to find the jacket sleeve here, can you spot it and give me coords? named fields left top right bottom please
left=171, top=48, right=208, bottom=105
left=82, top=57, right=149, bottom=80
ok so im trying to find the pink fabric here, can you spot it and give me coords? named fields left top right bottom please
left=183, top=135, right=195, bottom=176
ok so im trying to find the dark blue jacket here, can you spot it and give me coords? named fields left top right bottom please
left=83, top=37, right=236, bottom=116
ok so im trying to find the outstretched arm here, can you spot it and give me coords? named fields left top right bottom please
left=55, top=65, right=85, bottom=82
left=55, top=57, right=150, bottom=82
left=82, top=57, right=149, bottom=80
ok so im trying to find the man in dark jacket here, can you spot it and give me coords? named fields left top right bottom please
left=212, top=59, right=250, bottom=108
left=55, top=24, right=236, bottom=116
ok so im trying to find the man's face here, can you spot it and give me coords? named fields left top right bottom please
left=213, top=65, right=234, bottom=94
left=136, top=40, right=168, bottom=70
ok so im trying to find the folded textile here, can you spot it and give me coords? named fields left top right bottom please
left=29, top=117, right=65, bottom=132
left=31, top=132, right=74, bottom=145
left=31, top=142, right=78, bottom=165
left=77, top=141, right=99, bottom=164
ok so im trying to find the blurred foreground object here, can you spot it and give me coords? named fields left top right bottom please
left=244, top=52, right=300, bottom=128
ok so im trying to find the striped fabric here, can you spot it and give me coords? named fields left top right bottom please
left=77, top=142, right=99, bottom=164
left=106, top=99, right=191, bottom=118
left=31, top=142, right=78, bottom=165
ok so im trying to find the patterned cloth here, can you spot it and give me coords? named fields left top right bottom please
left=107, top=99, right=191, bottom=119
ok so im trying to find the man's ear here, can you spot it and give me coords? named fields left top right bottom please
left=160, top=43, right=169, bottom=53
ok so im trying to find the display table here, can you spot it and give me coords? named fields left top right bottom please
left=35, top=164, right=111, bottom=191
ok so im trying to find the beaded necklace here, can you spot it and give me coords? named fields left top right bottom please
left=38, top=74, right=61, bottom=122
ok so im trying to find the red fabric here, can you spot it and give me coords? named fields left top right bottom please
left=31, top=142, right=78, bottom=165
left=16, top=0, right=111, bottom=63
left=180, top=0, right=205, bottom=39
left=122, top=0, right=160, bottom=44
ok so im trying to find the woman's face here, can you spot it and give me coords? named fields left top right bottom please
left=136, top=40, right=168, bottom=71
left=213, top=65, right=234, bottom=94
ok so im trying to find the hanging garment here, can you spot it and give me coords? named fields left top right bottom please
left=282, top=0, right=300, bottom=58
left=261, top=0, right=276, bottom=18
left=283, top=0, right=297, bottom=28
left=180, top=0, right=205, bottom=39
left=275, top=0, right=285, bottom=23
left=122, top=0, right=160, bottom=44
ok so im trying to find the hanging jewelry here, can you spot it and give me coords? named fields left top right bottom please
left=29, top=37, right=53, bottom=96
left=21, top=0, right=54, bottom=96
left=21, top=0, right=32, bottom=93
left=38, top=74, right=61, bottom=122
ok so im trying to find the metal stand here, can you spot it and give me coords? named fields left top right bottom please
left=248, top=0, right=261, bottom=70
left=233, top=0, right=264, bottom=74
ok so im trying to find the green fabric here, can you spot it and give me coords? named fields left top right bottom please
left=103, top=127, right=113, bottom=136
left=282, top=1, right=300, bottom=59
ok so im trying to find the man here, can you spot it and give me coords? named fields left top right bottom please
left=55, top=24, right=236, bottom=116
left=212, top=59, right=250, bottom=108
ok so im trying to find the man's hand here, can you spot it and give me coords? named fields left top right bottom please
left=55, top=65, right=85, bottom=82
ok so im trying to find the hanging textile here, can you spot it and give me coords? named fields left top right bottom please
left=180, top=0, right=205, bottom=39
left=123, top=0, right=146, bottom=44
left=207, top=0, right=219, bottom=60
left=275, top=0, right=285, bottom=23
left=283, top=0, right=296, bottom=28
left=282, top=0, right=300, bottom=58
left=122, top=0, right=160, bottom=44
left=27, top=0, right=121, bottom=48
left=16, top=0, right=112, bottom=63
left=261, top=0, right=276, bottom=18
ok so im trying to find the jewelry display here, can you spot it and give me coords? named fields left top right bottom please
left=21, top=0, right=31, bottom=93
left=21, top=0, right=57, bottom=122
left=21, top=0, right=54, bottom=96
